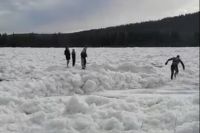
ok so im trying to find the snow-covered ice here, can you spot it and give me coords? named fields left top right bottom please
left=0, top=47, right=199, bottom=133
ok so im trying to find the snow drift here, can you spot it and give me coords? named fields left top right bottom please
left=0, top=47, right=199, bottom=133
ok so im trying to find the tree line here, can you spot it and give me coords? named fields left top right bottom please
left=0, top=12, right=199, bottom=47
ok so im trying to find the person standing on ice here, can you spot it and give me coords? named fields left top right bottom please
left=72, top=49, right=76, bottom=67
left=64, top=47, right=70, bottom=67
left=165, top=55, right=185, bottom=80
left=81, top=47, right=87, bottom=69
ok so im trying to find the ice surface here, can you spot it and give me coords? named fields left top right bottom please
left=0, top=47, right=199, bottom=133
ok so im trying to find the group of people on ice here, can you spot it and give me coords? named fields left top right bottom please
left=64, top=47, right=87, bottom=69
left=64, top=47, right=185, bottom=80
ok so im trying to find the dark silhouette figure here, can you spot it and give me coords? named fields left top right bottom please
left=165, top=55, right=185, bottom=80
left=72, top=49, right=76, bottom=67
left=81, top=47, right=87, bottom=69
left=64, top=47, right=70, bottom=67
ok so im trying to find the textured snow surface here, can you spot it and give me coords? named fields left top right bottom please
left=0, top=47, right=199, bottom=133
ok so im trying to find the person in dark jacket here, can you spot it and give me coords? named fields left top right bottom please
left=64, top=47, right=70, bottom=67
left=72, top=49, right=76, bottom=67
left=165, top=55, right=185, bottom=80
left=81, top=47, right=87, bottom=69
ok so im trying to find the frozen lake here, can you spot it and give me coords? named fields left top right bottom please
left=0, top=47, right=199, bottom=133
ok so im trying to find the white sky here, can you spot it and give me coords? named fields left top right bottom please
left=0, top=0, right=199, bottom=33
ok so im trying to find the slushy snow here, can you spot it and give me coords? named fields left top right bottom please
left=0, top=47, right=199, bottom=133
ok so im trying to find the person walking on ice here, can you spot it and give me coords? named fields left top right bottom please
left=81, top=47, right=87, bottom=69
left=165, top=55, right=185, bottom=80
left=64, top=47, right=70, bottom=67
left=72, top=49, right=76, bottom=67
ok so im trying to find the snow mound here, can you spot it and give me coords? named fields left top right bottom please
left=82, top=79, right=97, bottom=93
left=20, top=101, right=42, bottom=115
left=176, top=122, right=199, bottom=133
left=29, top=111, right=45, bottom=124
left=117, top=63, right=156, bottom=74
left=0, top=62, right=168, bottom=98
left=63, top=95, right=90, bottom=114
left=85, top=95, right=110, bottom=106
left=101, top=117, right=123, bottom=130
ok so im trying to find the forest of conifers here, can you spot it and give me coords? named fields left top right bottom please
left=0, top=12, right=199, bottom=47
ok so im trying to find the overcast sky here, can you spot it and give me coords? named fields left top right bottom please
left=0, top=0, right=199, bottom=33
